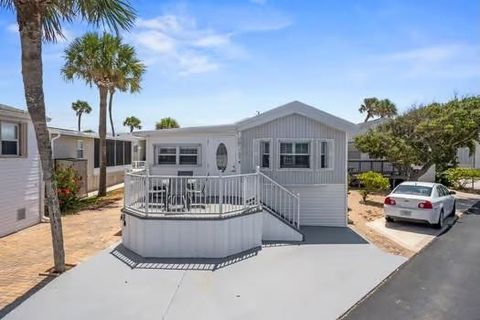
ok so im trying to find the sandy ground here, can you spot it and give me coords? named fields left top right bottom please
left=348, top=190, right=415, bottom=258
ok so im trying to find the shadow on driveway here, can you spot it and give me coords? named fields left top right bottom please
left=112, top=227, right=369, bottom=272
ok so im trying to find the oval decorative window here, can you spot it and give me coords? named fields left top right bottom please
left=216, top=143, right=228, bottom=172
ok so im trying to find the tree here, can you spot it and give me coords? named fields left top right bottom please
left=62, top=32, right=141, bottom=197
left=359, top=97, right=397, bottom=122
left=123, top=116, right=142, bottom=132
left=156, top=117, right=180, bottom=129
left=1, top=0, right=135, bottom=273
left=107, top=42, right=145, bottom=136
left=376, top=99, right=397, bottom=119
left=358, top=171, right=390, bottom=202
left=71, top=100, right=92, bottom=131
left=355, top=96, right=480, bottom=181
left=359, top=97, right=379, bottom=122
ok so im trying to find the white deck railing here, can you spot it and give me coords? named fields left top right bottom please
left=124, top=168, right=300, bottom=229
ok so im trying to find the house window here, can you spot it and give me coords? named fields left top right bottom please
left=157, top=147, right=176, bottom=165
left=179, top=147, right=198, bottom=165
left=155, top=145, right=201, bottom=166
left=279, top=142, right=310, bottom=169
left=319, top=140, right=334, bottom=169
left=76, top=140, right=84, bottom=159
left=0, top=122, right=19, bottom=156
left=216, top=143, right=228, bottom=171
left=260, top=141, right=270, bottom=168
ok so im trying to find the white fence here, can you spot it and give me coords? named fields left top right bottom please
left=124, top=169, right=301, bottom=229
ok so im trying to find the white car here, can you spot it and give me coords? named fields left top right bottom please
left=384, top=181, right=456, bottom=228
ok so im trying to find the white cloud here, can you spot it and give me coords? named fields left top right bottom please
left=6, top=23, right=17, bottom=33
left=132, top=9, right=291, bottom=75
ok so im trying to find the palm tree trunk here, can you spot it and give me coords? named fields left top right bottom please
left=130, top=126, right=133, bottom=133
left=108, top=89, right=115, bottom=137
left=98, top=86, right=108, bottom=197
left=78, top=113, right=82, bottom=131
left=16, top=4, right=65, bottom=273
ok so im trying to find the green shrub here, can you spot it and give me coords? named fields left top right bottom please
left=358, top=171, right=390, bottom=202
left=55, top=166, right=82, bottom=212
left=444, top=167, right=480, bottom=189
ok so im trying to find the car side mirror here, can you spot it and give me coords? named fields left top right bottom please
left=449, top=190, right=456, bottom=195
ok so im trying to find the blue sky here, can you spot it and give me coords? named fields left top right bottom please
left=0, top=0, right=478, bottom=132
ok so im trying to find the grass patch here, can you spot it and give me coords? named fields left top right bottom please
left=62, top=188, right=124, bottom=215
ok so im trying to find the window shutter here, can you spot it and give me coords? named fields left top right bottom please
left=20, top=123, right=28, bottom=157
left=253, top=139, right=260, bottom=170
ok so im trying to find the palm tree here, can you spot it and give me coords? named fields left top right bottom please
left=359, top=97, right=379, bottom=122
left=156, top=117, right=180, bottom=129
left=72, top=100, right=92, bottom=131
left=62, top=33, right=142, bottom=197
left=0, top=0, right=135, bottom=273
left=377, top=99, right=398, bottom=118
left=107, top=44, right=145, bottom=136
left=123, top=116, right=142, bottom=132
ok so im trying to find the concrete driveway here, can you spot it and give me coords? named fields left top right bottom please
left=3, top=227, right=405, bottom=320
left=341, top=193, right=480, bottom=320
left=366, top=192, right=473, bottom=252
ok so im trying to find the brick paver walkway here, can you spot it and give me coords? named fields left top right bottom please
left=0, top=200, right=122, bottom=311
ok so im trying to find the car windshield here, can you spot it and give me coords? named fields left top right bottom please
left=393, top=185, right=432, bottom=196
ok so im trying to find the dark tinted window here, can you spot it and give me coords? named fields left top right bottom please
left=125, top=141, right=132, bottom=164
left=393, top=185, right=432, bottom=196
left=115, top=141, right=124, bottom=166
left=106, top=140, right=115, bottom=166
left=94, top=138, right=99, bottom=168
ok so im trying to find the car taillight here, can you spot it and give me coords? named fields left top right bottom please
left=418, top=201, right=433, bottom=209
left=384, top=197, right=396, bottom=205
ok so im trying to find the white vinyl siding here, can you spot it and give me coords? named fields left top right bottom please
left=288, top=184, right=347, bottom=227
left=240, top=113, right=346, bottom=185
left=0, top=120, right=41, bottom=237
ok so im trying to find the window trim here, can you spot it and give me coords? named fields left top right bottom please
left=154, top=144, right=202, bottom=166
left=253, top=138, right=273, bottom=171
left=0, top=121, right=20, bottom=157
left=276, top=139, right=313, bottom=171
left=317, top=139, right=335, bottom=171
left=76, top=140, right=84, bottom=159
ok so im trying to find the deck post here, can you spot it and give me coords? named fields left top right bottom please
left=297, top=193, right=300, bottom=228
left=144, top=171, right=149, bottom=216
left=256, top=166, right=261, bottom=208
left=219, top=174, right=223, bottom=214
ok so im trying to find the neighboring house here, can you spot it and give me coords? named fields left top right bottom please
left=133, top=101, right=356, bottom=227
left=348, top=119, right=479, bottom=183
left=0, top=104, right=43, bottom=237
left=49, top=127, right=145, bottom=194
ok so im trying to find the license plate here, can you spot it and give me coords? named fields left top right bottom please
left=400, top=210, right=411, bottom=216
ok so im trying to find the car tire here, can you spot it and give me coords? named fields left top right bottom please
left=433, top=210, right=444, bottom=229
left=451, top=201, right=456, bottom=217
left=385, top=216, right=394, bottom=223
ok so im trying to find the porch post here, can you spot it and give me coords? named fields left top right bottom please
left=144, top=171, right=149, bottom=216
left=297, top=193, right=300, bottom=228
left=219, top=175, right=223, bottom=214
left=256, top=166, right=261, bottom=208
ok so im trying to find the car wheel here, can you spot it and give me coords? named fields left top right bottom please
left=451, top=201, right=456, bottom=217
left=433, top=210, right=444, bottom=229
left=385, top=216, right=394, bottom=223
